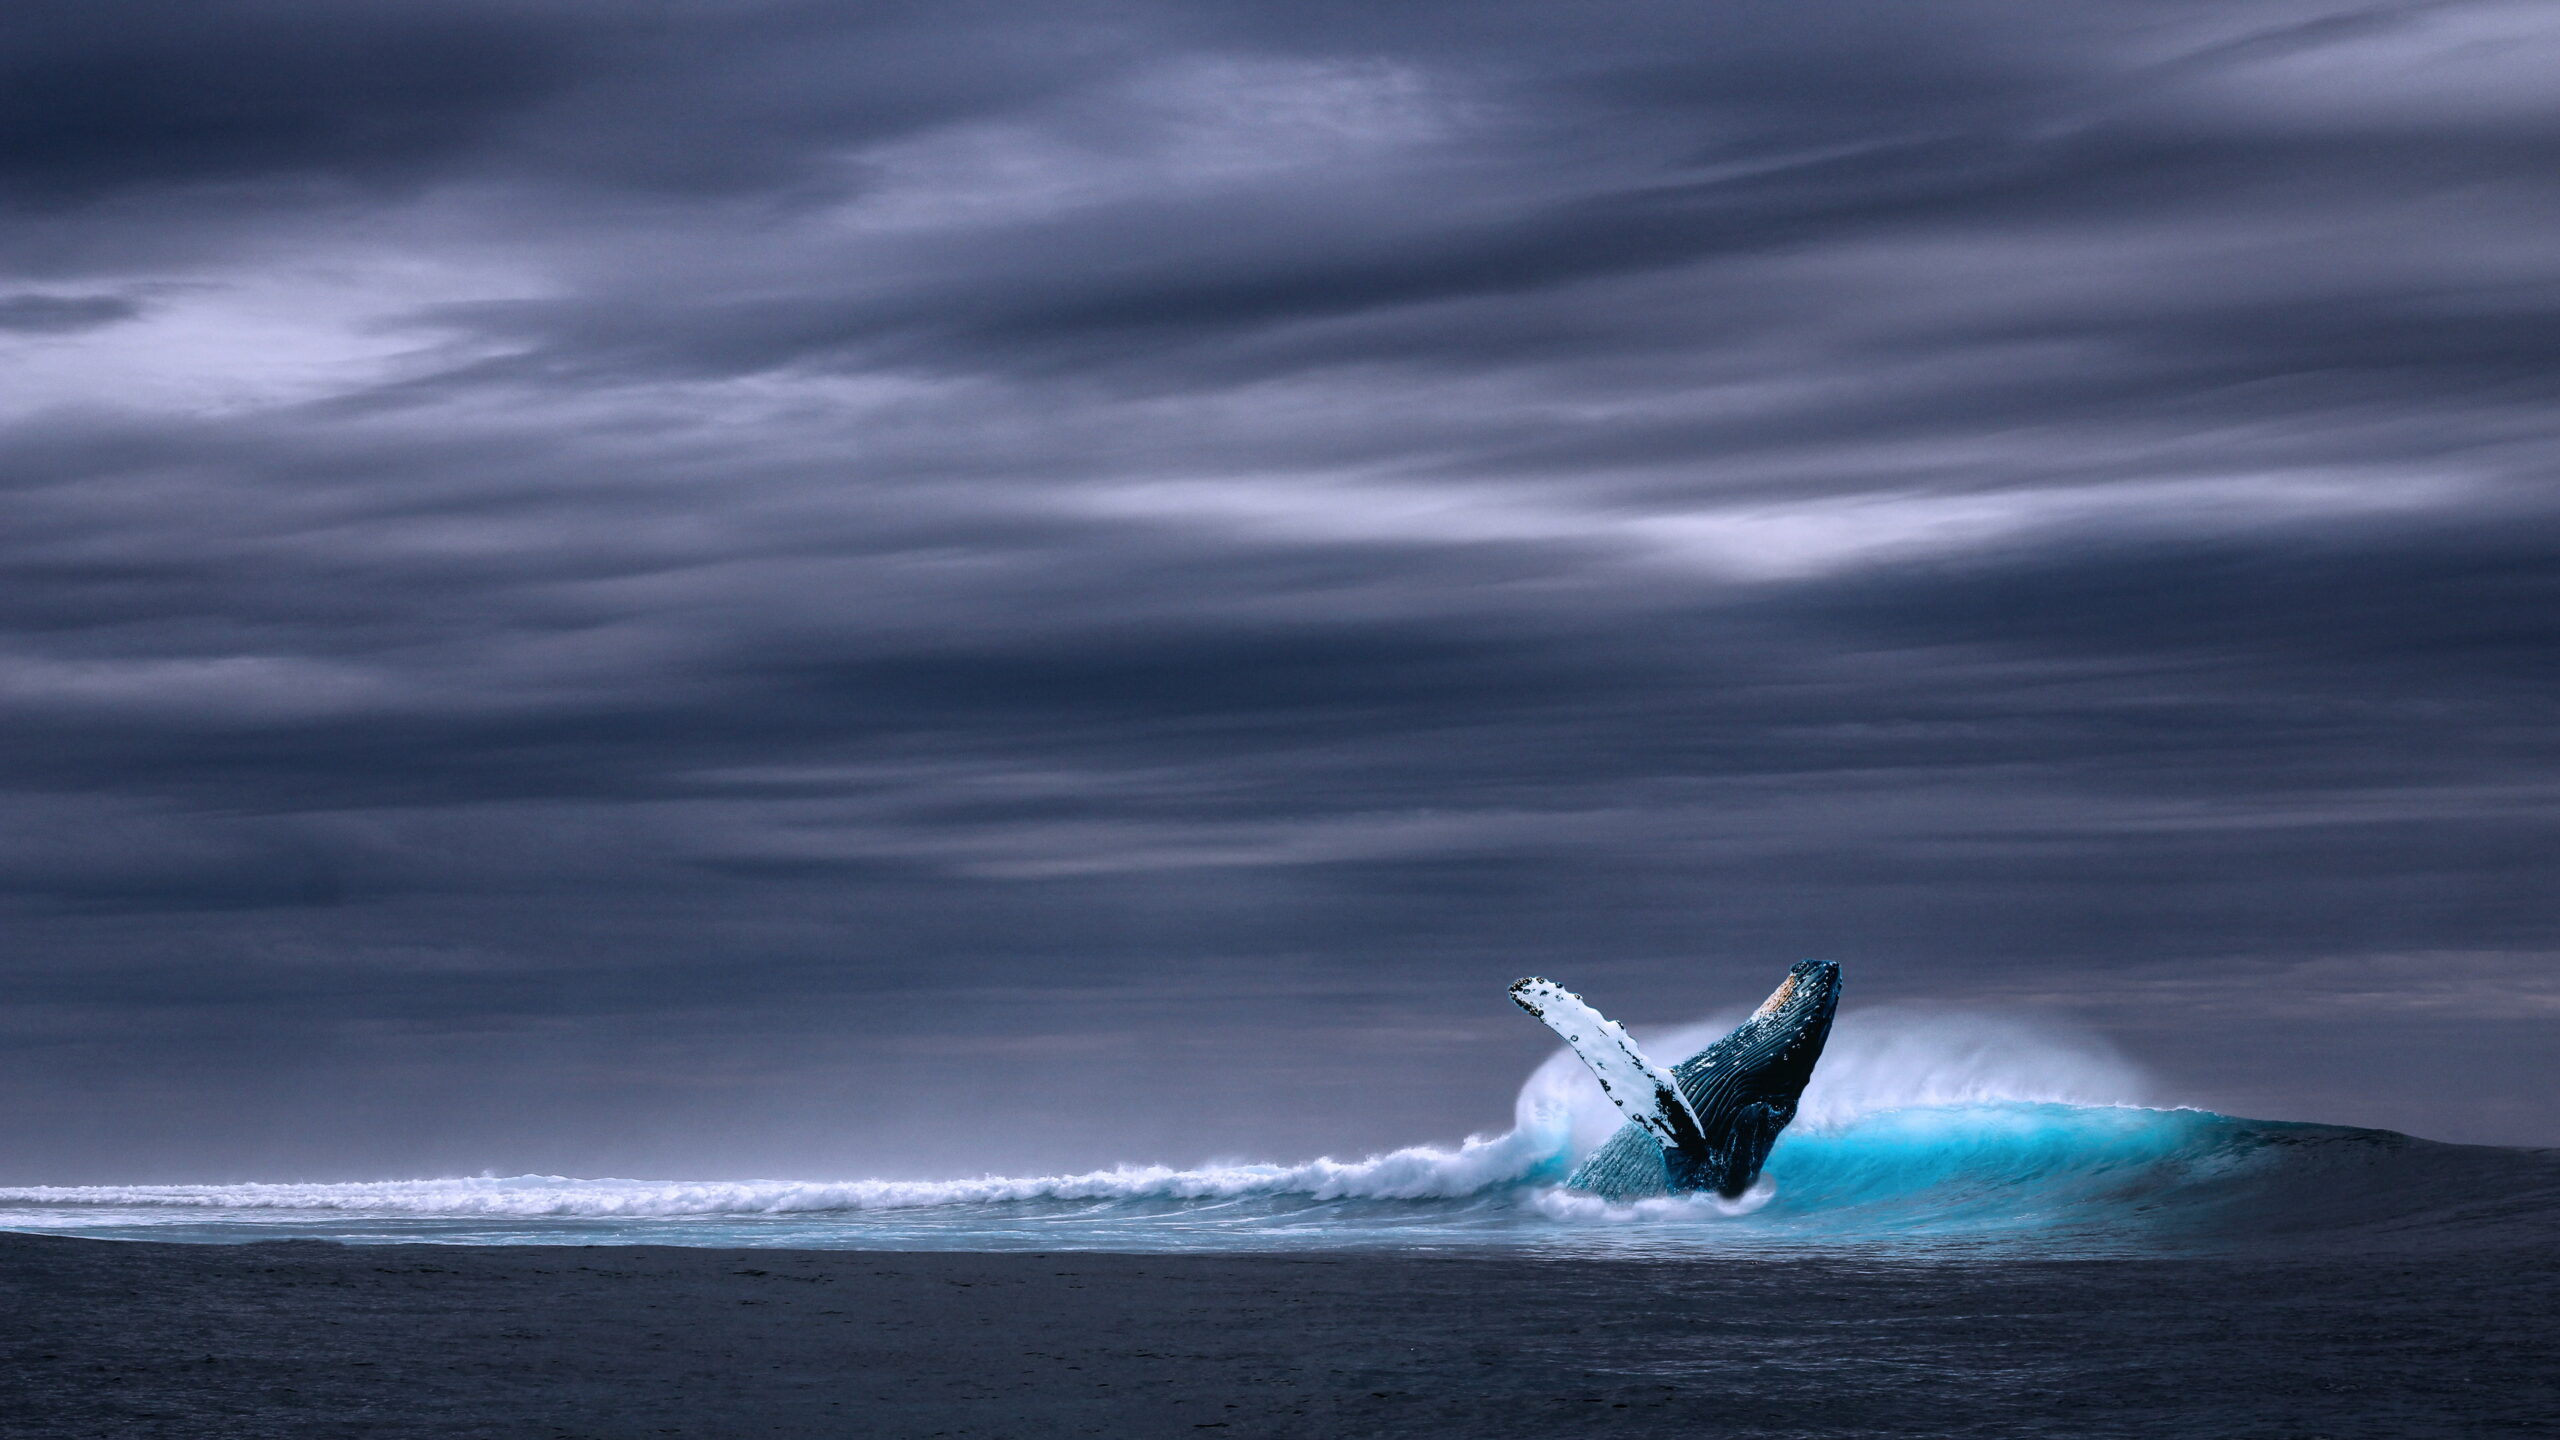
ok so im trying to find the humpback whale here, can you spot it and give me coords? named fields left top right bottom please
left=1511, top=960, right=1840, bottom=1199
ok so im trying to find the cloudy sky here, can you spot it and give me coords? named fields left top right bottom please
left=4, top=0, right=2556, bottom=1181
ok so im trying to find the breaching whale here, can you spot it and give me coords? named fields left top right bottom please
left=1511, top=960, right=1840, bottom=1199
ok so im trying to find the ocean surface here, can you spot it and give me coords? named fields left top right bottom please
left=7, top=1010, right=2555, bottom=1256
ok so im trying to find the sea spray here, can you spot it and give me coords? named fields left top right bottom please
left=1529, top=1178, right=1776, bottom=1225
left=1792, top=1006, right=2153, bottom=1131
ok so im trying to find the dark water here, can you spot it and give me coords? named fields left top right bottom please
left=1, top=1235, right=2552, bottom=1438
left=1516, top=1249, right=2560, bottom=1438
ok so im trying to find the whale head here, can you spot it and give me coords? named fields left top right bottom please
left=1716, top=958, right=1841, bottom=1106
left=1669, top=959, right=1840, bottom=1196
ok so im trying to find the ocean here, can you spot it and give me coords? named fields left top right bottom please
left=5, top=1011, right=2556, bottom=1437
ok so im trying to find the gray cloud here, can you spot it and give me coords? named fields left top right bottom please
left=0, top=293, right=139, bottom=332
left=1, top=0, right=2555, bottom=1179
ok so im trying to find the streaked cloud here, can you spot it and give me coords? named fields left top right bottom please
left=2, top=0, right=2555, bottom=1175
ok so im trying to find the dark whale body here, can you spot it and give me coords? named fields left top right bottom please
left=1519, top=960, right=1840, bottom=1200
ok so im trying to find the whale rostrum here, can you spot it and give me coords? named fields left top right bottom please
left=1510, top=960, right=1841, bottom=1199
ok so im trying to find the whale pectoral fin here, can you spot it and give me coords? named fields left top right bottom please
left=1509, top=977, right=1711, bottom=1160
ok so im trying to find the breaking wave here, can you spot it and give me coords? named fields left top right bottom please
left=5, top=1008, right=2551, bottom=1253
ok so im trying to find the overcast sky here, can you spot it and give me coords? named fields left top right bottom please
left=3, top=0, right=2556, bottom=1181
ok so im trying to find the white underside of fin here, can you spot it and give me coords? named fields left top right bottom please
left=1509, top=978, right=1707, bottom=1156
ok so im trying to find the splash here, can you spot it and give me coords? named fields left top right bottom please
left=1528, top=1178, right=1777, bottom=1226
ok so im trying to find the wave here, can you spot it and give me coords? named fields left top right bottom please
left=5, top=1105, right=2549, bottom=1254
left=4, top=1009, right=2550, bottom=1252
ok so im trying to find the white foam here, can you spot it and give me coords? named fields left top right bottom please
left=1528, top=1177, right=1775, bottom=1225
left=0, top=1125, right=1563, bottom=1217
